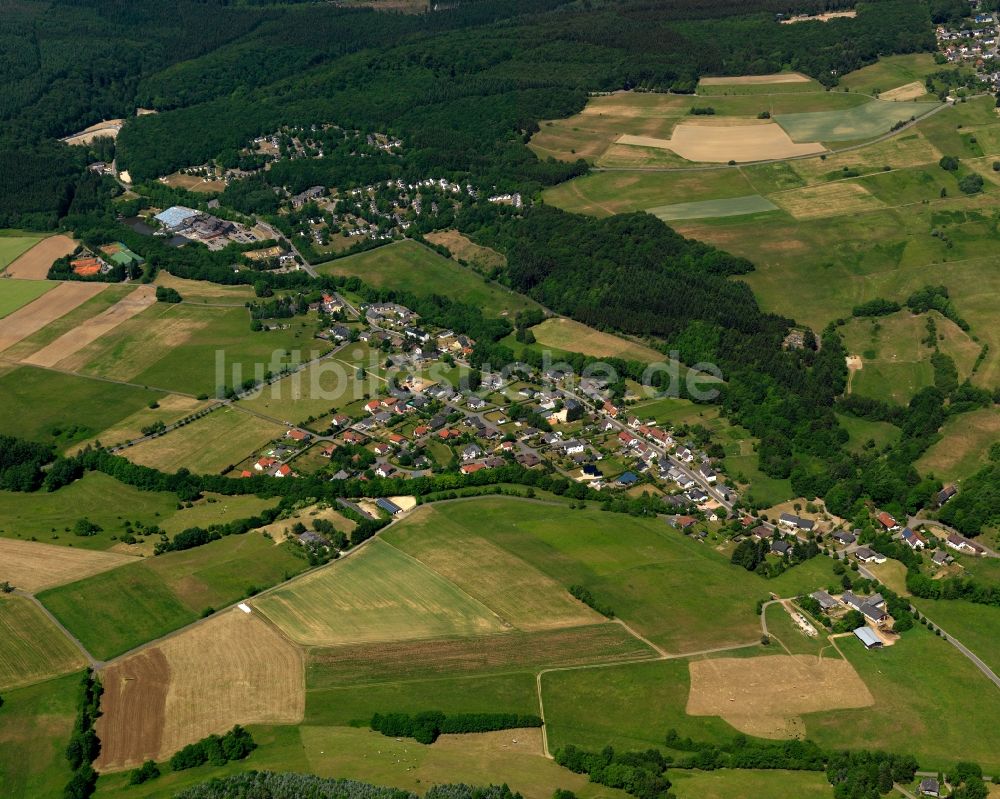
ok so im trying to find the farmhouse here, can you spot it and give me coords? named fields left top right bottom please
left=946, top=533, right=985, bottom=555
left=810, top=590, right=840, bottom=612
left=854, top=626, right=883, bottom=650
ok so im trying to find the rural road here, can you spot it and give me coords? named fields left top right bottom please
left=915, top=611, right=1000, bottom=691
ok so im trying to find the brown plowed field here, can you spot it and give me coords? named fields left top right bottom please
left=4, top=235, right=77, bottom=279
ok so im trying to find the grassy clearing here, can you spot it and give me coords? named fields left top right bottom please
left=649, top=194, right=779, bottom=221
left=775, top=100, right=939, bottom=143
left=670, top=769, right=833, bottom=798
left=0, top=595, right=85, bottom=690
left=319, top=240, right=538, bottom=316
left=916, top=406, right=1000, bottom=482
left=806, top=627, right=1000, bottom=773
left=0, top=472, right=178, bottom=551
left=0, top=365, right=164, bottom=449
left=839, top=53, right=940, bottom=97
left=38, top=531, right=307, bottom=660
left=0, top=230, right=46, bottom=271
left=153, top=272, right=255, bottom=305
left=836, top=413, right=902, bottom=454
left=424, top=229, right=506, bottom=272
left=0, top=671, right=80, bottom=799
left=530, top=317, right=666, bottom=363
left=158, top=493, right=277, bottom=536
left=0, top=280, right=54, bottom=319
left=256, top=538, right=507, bottom=646
left=124, top=406, right=285, bottom=474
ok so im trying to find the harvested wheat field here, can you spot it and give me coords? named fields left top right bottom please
left=699, top=73, right=811, bottom=86
left=881, top=81, right=928, bottom=102
left=3, top=235, right=78, bottom=279
left=96, top=609, right=304, bottom=771
left=687, top=654, right=873, bottom=739
left=0, top=282, right=105, bottom=353
left=619, top=121, right=826, bottom=163
left=22, top=285, right=156, bottom=368
left=0, top=594, right=86, bottom=690
left=771, top=182, right=887, bottom=220
left=0, top=538, right=137, bottom=593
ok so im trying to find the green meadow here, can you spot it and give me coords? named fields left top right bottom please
left=0, top=279, right=53, bottom=318
left=0, top=230, right=46, bottom=271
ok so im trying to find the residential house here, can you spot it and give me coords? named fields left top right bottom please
left=372, top=442, right=394, bottom=457
left=462, top=444, right=484, bottom=461
left=699, top=464, right=717, bottom=484
left=918, top=778, right=939, bottom=798
left=771, top=540, right=792, bottom=556
left=876, top=512, right=899, bottom=531
left=935, top=485, right=958, bottom=507
left=832, top=531, right=856, bottom=546
left=901, top=527, right=927, bottom=550
left=286, top=429, right=311, bottom=442
left=460, top=462, right=487, bottom=475
left=617, top=471, right=639, bottom=487
left=254, top=457, right=277, bottom=472
left=274, top=464, right=293, bottom=478
left=517, top=452, right=541, bottom=467
left=931, top=550, right=953, bottom=566
left=673, top=515, right=697, bottom=530
left=375, top=462, right=396, bottom=478
left=854, top=547, right=887, bottom=565
left=563, top=440, right=586, bottom=456
left=751, top=525, right=775, bottom=541
left=946, top=533, right=985, bottom=555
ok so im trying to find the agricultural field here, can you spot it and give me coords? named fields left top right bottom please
left=529, top=317, right=666, bottom=363
left=638, top=118, right=827, bottom=163
left=913, top=599, right=1000, bottom=678
left=0, top=282, right=105, bottom=353
left=0, top=595, right=86, bottom=690
left=255, top=538, right=508, bottom=646
left=152, top=272, right=255, bottom=305
left=0, top=537, right=137, bottom=592
left=96, top=609, right=304, bottom=770
left=38, top=531, right=309, bottom=660
left=916, top=406, right=1000, bottom=482
left=0, top=230, right=47, bottom=271
left=649, top=194, right=778, bottom=222
left=0, top=471, right=178, bottom=551
left=0, top=279, right=54, bottom=319
left=123, top=406, right=285, bottom=474
left=0, top=233, right=76, bottom=279
left=838, top=53, right=940, bottom=98
left=0, top=672, right=81, bottom=799
left=669, top=769, right=834, bottom=799
left=424, top=229, right=506, bottom=272
left=239, top=355, right=373, bottom=422
left=774, top=99, right=938, bottom=143
left=0, top=366, right=164, bottom=448
left=318, top=239, right=539, bottom=316
left=68, top=393, right=214, bottom=453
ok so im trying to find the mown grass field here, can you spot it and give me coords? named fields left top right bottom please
left=805, top=627, right=1000, bottom=773
left=670, top=768, right=834, bottom=799
left=775, top=99, right=939, bottom=143
left=123, top=406, right=284, bottom=474
left=649, top=194, right=778, bottom=221
left=0, top=280, right=54, bottom=319
left=319, top=240, right=539, bottom=316
left=239, top=355, right=375, bottom=422
left=916, top=406, right=1000, bottom=482
left=0, top=671, right=80, bottom=799
left=529, top=317, right=666, bottom=363
left=912, top=598, right=1000, bottom=678
left=835, top=412, right=902, bottom=453
left=256, top=538, right=507, bottom=646
left=0, top=471, right=178, bottom=550
left=38, top=532, right=308, bottom=660
left=68, top=393, right=213, bottom=453
left=0, top=595, right=85, bottom=690
left=838, top=53, right=941, bottom=97
left=0, top=230, right=46, bottom=271
left=0, top=366, right=164, bottom=449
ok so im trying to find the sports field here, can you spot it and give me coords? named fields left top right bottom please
left=123, top=405, right=284, bottom=474
left=529, top=317, right=666, bottom=362
left=96, top=609, right=304, bottom=770
left=0, top=595, right=85, bottom=690
left=256, top=539, right=508, bottom=646
left=775, top=99, right=938, bottom=143
left=38, top=531, right=309, bottom=660
left=0, top=471, right=179, bottom=551
left=0, top=280, right=54, bottom=319
left=917, top=406, right=1000, bottom=482
left=319, top=240, right=539, bottom=316
left=648, top=194, right=778, bottom=221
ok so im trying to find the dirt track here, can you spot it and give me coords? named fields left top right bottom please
left=3, top=235, right=77, bottom=279
left=22, top=284, right=156, bottom=368
left=0, top=282, right=105, bottom=353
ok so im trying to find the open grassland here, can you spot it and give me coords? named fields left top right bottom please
left=39, top=532, right=308, bottom=660
left=0, top=282, right=104, bottom=353
left=542, top=657, right=743, bottom=752
left=0, top=280, right=54, bottom=319
left=0, top=230, right=47, bottom=271
left=22, top=284, right=156, bottom=369
left=239, top=356, right=373, bottom=421
left=670, top=769, right=834, bottom=799
left=153, top=272, right=255, bottom=304
left=839, top=54, right=940, bottom=97
left=0, top=365, right=164, bottom=449
left=792, top=131, right=943, bottom=182
left=384, top=507, right=604, bottom=630
left=529, top=317, right=665, bottom=363
left=256, top=538, right=507, bottom=646
left=406, top=498, right=833, bottom=653
left=306, top=624, right=654, bottom=691
left=124, top=406, right=284, bottom=474
left=912, top=599, right=1000, bottom=677
left=319, top=240, right=538, bottom=316
left=840, top=311, right=980, bottom=405
left=68, top=393, right=212, bottom=452
left=917, top=406, right=1000, bottom=482
left=1, top=233, right=75, bottom=279
left=775, top=99, right=939, bottom=143
left=96, top=609, right=304, bottom=771
left=0, top=537, right=137, bottom=593
left=0, top=472, right=178, bottom=551
left=770, top=182, right=886, bottom=220
left=424, top=229, right=506, bottom=271
left=686, top=653, right=873, bottom=739
left=0, top=672, right=80, bottom=799
left=835, top=413, right=902, bottom=453
left=805, top=627, right=1000, bottom=773
left=158, top=493, right=277, bottom=537
left=0, top=595, right=85, bottom=690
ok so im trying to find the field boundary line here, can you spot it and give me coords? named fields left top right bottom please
left=15, top=589, right=102, bottom=669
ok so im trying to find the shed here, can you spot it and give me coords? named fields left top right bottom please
left=853, top=626, right=883, bottom=650
left=376, top=497, right=403, bottom=516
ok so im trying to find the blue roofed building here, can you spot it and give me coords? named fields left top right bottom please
left=154, top=206, right=200, bottom=230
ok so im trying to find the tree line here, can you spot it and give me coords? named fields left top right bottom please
left=371, top=712, right=542, bottom=745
